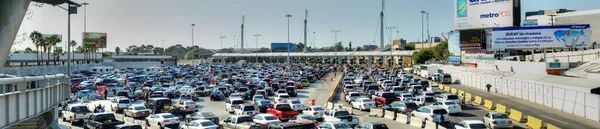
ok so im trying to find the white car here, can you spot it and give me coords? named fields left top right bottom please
left=287, top=99, right=305, bottom=111
left=180, top=119, right=219, bottom=129
left=111, top=97, right=132, bottom=113
left=233, top=104, right=257, bottom=115
left=178, top=100, right=199, bottom=112
left=318, top=122, right=353, bottom=129
left=430, top=101, right=462, bottom=115
left=61, top=104, right=92, bottom=124
left=275, top=93, right=290, bottom=103
left=225, top=99, right=245, bottom=113
left=411, top=106, right=451, bottom=123
left=436, top=94, right=460, bottom=103
left=350, top=98, right=376, bottom=111
left=482, top=112, right=514, bottom=129
left=252, top=114, right=282, bottom=125
left=398, top=93, right=414, bottom=101
left=345, top=92, right=360, bottom=102
left=145, top=113, right=181, bottom=128
left=454, top=120, right=488, bottom=129
left=303, top=106, right=326, bottom=120
left=179, top=86, right=194, bottom=94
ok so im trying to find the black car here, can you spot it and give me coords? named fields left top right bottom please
left=209, top=91, right=225, bottom=101
left=185, top=111, right=219, bottom=124
left=285, top=86, right=297, bottom=97
left=253, top=100, right=273, bottom=113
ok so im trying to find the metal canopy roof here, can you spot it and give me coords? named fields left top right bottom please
left=212, top=51, right=415, bottom=57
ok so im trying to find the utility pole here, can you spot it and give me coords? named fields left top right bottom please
left=81, top=2, right=89, bottom=61
left=241, top=15, right=245, bottom=53
left=303, top=9, right=308, bottom=53
left=421, top=11, right=426, bottom=50
left=253, top=34, right=261, bottom=50
left=313, top=32, right=316, bottom=49
left=380, top=0, right=385, bottom=52
left=427, top=12, right=431, bottom=48
left=286, top=14, right=292, bottom=65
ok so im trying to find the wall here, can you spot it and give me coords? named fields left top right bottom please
left=464, top=59, right=548, bottom=75
left=442, top=66, right=600, bottom=121
left=0, top=61, right=168, bottom=76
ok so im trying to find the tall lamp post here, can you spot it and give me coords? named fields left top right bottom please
left=421, top=11, right=426, bottom=50
left=191, top=24, right=195, bottom=64
left=80, top=2, right=89, bottom=61
left=286, top=14, right=292, bottom=65
left=331, top=30, right=341, bottom=64
left=386, top=26, right=397, bottom=68
left=55, top=3, right=81, bottom=79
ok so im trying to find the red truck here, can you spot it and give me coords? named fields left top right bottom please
left=267, top=103, right=299, bottom=121
left=371, top=91, right=399, bottom=106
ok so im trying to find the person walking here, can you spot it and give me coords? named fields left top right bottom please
left=486, top=84, right=492, bottom=92
left=461, top=93, right=466, bottom=106
left=104, top=89, right=108, bottom=99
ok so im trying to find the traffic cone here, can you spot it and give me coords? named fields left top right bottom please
left=330, top=77, right=333, bottom=82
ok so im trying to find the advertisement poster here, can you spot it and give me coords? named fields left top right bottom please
left=448, top=31, right=461, bottom=56
left=491, top=24, right=591, bottom=50
left=460, top=30, right=485, bottom=49
left=83, top=32, right=107, bottom=48
left=270, top=43, right=294, bottom=52
left=454, top=0, right=514, bottom=30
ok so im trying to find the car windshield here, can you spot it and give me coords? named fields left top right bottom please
left=119, top=100, right=131, bottom=103
left=259, top=100, right=271, bottom=105
left=243, top=106, right=256, bottom=111
left=264, top=116, right=278, bottom=120
left=334, top=123, right=351, bottom=128
left=280, top=95, right=290, bottom=98
left=362, top=99, right=373, bottom=102
left=393, top=88, right=403, bottom=91
left=373, top=124, right=390, bottom=129
left=232, top=100, right=244, bottom=104
left=334, top=111, right=350, bottom=117
left=425, top=97, right=436, bottom=102
left=238, top=116, right=253, bottom=122
left=200, top=121, right=216, bottom=126
left=382, top=93, right=396, bottom=98
left=350, top=93, right=360, bottom=97
left=162, top=114, right=176, bottom=118
left=134, top=106, right=147, bottom=110
left=432, top=109, right=448, bottom=114
left=300, top=115, right=315, bottom=120
left=70, top=106, right=91, bottom=113
left=447, top=95, right=459, bottom=100
left=492, top=114, right=509, bottom=119
left=313, top=107, right=325, bottom=111
left=469, top=124, right=488, bottom=128
left=290, top=100, right=301, bottom=104
left=275, top=104, right=293, bottom=111
left=444, top=102, right=457, bottom=105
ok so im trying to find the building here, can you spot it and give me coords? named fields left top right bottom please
left=271, top=43, right=295, bottom=52
left=390, top=39, right=408, bottom=51
left=526, top=9, right=600, bottom=45
left=414, top=42, right=441, bottom=50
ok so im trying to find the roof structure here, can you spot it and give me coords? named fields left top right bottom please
left=212, top=51, right=416, bottom=57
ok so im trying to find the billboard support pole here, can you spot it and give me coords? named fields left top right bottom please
left=543, top=49, right=547, bottom=62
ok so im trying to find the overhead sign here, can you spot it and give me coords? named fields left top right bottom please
left=454, top=0, right=517, bottom=30
left=491, top=24, right=591, bottom=50
left=270, top=43, right=295, bottom=52
left=460, top=30, right=485, bottom=49
left=83, top=32, right=107, bottom=48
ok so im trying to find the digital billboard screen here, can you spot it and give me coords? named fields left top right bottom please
left=459, top=30, right=485, bottom=49
left=271, top=43, right=294, bottom=52
left=83, top=32, right=107, bottom=48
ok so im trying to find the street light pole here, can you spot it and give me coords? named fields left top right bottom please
left=331, top=30, right=341, bottom=64
left=426, top=12, right=431, bottom=48
left=286, top=14, right=292, bottom=65
left=421, top=11, right=426, bottom=50
left=81, top=2, right=89, bottom=61
left=191, top=24, right=195, bottom=47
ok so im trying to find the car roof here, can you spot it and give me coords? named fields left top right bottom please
left=190, top=119, right=212, bottom=123
left=363, top=121, right=384, bottom=125
left=462, top=120, right=485, bottom=124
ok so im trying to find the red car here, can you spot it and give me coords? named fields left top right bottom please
left=267, top=103, right=299, bottom=121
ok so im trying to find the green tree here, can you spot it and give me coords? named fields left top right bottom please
left=43, top=35, right=61, bottom=63
left=334, top=41, right=343, bottom=51
left=115, top=47, right=121, bottom=55
left=348, top=41, right=352, bottom=51
left=69, top=40, right=77, bottom=60
left=257, top=47, right=270, bottom=53
left=29, top=31, right=43, bottom=65
left=295, top=43, right=305, bottom=52
left=24, top=47, right=34, bottom=53
left=413, top=49, right=434, bottom=64
left=53, top=47, right=63, bottom=61
left=356, top=46, right=362, bottom=51
left=403, top=42, right=416, bottom=50
left=153, top=47, right=165, bottom=55
left=432, top=42, right=449, bottom=60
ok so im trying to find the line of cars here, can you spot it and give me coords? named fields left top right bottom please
left=338, top=66, right=514, bottom=129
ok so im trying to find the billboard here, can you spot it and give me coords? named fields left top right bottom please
left=271, top=43, right=294, bottom=52
left=83, top=32, right=107, bottom=48
left=454, top=0, right=518, bottom=30
left=448, top=32, right=461, bottom=56
left=459, top=30, right=485, bottom=49
left=490, top=24, right=591, bottom=50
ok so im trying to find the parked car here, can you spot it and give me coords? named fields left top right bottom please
left=185, top=111, right=219, bottom=124
left=411, top=106, right=450, bottom=124
left=355, top=121, right=389, bottom=129
left=303, top=106, right=326, bottom=122
left=430, top=101, right=462, bottom=115
left=145, top=113, right=181, bottom=129
left=83, top=113, right=125, bottom=129
left=318, top=121, right=353, bottom=129
left=61, top=104, right=93, bottom=125
left=350, top=98, right=376, bottom=111
left=482, top=112, right=514, bottom=129
left=180, top=120, right=218, bottom=129
left=123, top=105, right=151, bottom=119
left=252, top=113, right=282, bottom=125
left=383, top=101, right=419, bottom=114
left=454, top=120, right=488, bottom=129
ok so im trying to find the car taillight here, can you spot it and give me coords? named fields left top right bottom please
left=175, top=118, right=180, bottom=121
left=136, top=112, right=141, bottom=115
left=196, top=105, right=199, bottom=108
left=363, top=104, right=366, bottom=106
left=164, top=120, right=170, bottom=122
left=405, top=108, right=410, bottom=112
left=508, top=120, right=513, bottom=124
left=185, top=105, right=189, bottom=108
left=73, top=114, right=76, bottom=119
left=430, top=114, right=433, bottom=118
left=492, top=121, right=497, bottom=124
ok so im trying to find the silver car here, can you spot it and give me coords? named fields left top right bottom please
left=482, top=112, right=514, bottom=129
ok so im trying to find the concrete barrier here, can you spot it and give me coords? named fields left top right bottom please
left=465, top=93, right=472, bottom=100
left=473, top=96, right=483, bottom=105
left=495, top=104, right=507, bottom=113
left=483, top=99, right=495, bottom=110
left=396, top=113, right=409, bottom=124
left=451, top=88, right=458, bottom=94
left=526, top=116, right=544, bottom=129
left=370, top=108, right=384, bottom=118
left=547, top=124, right=560, bottom=129
left=383, top=110, right=396, bottom=120
left=424, top=120, right=446, bottom=129
left=509, top=109, right=524, bottom=123
left=458, top=90, right=465, bottom=96
left=444, top=86, right=451, bottom=92
left=409, top=117, right=425, bottom=128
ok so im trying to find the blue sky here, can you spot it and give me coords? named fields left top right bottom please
left=14, top=0, right=600, bottom=51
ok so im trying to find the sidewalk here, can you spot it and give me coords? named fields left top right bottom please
left=447, top=83, right=600, bottom=129
left=304, top=72, right=342, bottom=107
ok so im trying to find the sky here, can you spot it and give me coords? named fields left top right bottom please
left=13, top=0, right=600, bottom=52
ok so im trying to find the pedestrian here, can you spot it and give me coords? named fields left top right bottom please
left=461, top=93, right=466, bottom=106
left=486, top=84, right=492, bottom=92
left=439, top=113, right=446, bottom=126
left=104, top=89, right=108, bottom=99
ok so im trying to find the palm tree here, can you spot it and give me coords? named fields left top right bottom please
left=29, top=31, right=43, bottom=65
left=84, top=43, right=96, bottom=62
left=54, top=47, right=64, bottom=61
left=70, top=40, right=77, bottom=60
left=44, top=35, right=61, bottom=64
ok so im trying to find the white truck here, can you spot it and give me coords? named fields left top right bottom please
left=323, top=109, right=359, bottom=127
left=220, top=115, right=265, bottom=129
left=419, top=64, right=440, bottom=79
left=61, top=104, right=93, bottom=125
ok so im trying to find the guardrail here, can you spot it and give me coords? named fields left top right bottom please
left=0, top=74, right=69, bottom=128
